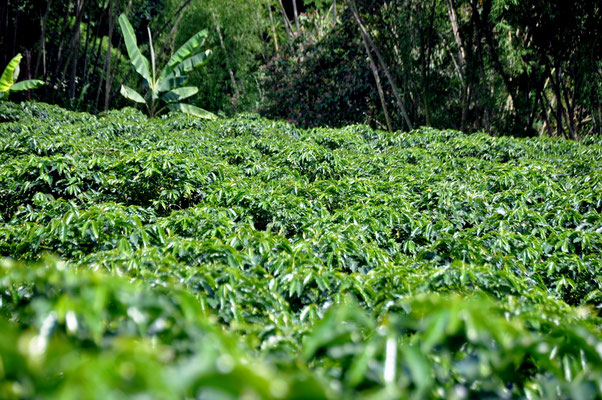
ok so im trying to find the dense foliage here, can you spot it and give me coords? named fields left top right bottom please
left=261, top=0, right=602, bottom=138
left=1, top=102, right=601, bottom=398
left=2, top=1, right=600, bottom=137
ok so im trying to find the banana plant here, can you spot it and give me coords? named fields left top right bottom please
left=0, top=54, right=44, bottom=100
left=118, top=14, right=217, bottom=119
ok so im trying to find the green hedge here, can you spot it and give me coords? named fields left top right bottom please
left=1, top=102, right=601, bottom=399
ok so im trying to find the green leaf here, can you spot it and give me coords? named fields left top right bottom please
left=148, top=27, right=156, bottom=87
left=10, top=79, right=45, bottom=92
left=118, top=14, right=152, bottom=86
left=402, top=344, right=432, bottom=392
left=168, top=50, right=212, bottom=78
left=120, top=85, right=147, bottom=104
left=0, top=53, right=22, bottom=92
left=13, top=63, right=20, bottom=82
left=161, top=30, right=208, bottom=79
left=161, top=87, right=198, bottom=103
left=157, top=76, right=188, bottom=93
left=168, top=103, right=217, bottom=119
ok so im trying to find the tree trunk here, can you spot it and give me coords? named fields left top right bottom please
left=11, top=1, right=17, bottom=62
left=421, top=0, right=438, bottom=126
left=88, top=1, right=109, bottom=98
left=267, top=3, right=279, bottom=52
left=166, top=10, right=185, bottom=56
left=23, top=50, right=32, bottom=99
left=446, top=0, right=465, bottom=68
left=49, top=0, right=75, bottom=91
left=155, top=0, right=192, bottom=48
left=472, top=0, right=522, bottom=133
left=292, top=0, right=300, bottom=33
left=157, top=0, right=193, bottom=56
left=333, top=0, right=337, bottom=24
left=69, top=0, right=87, bottom=99
left=540, top=90, right=554, bottom=137
left=278, top=0, right=293, bottom=40
left=0, top=1, right=8, bottom=66
left=349, top=0, right=413, bottom=130
left=35, top=0, right=53, bottom=77
left=80, top=10, right=93, bottom=93
left=358, top=33, right=392, bottom=131
left=548, top=66, right=574, bottom=139
left=103, top=0, right=114, bottom=111
left=212, top=11, right=241, bottom=112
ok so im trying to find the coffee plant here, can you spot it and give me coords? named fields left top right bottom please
left=1, top=101, right=601, bottom=399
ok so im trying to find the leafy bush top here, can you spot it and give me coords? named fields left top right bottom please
left=1, top=101, right=601, bottom=399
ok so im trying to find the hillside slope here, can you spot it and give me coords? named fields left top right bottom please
left=1, top=102, right=602, bottom=399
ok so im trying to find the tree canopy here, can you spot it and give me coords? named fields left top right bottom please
left=1, top=0, right=600, bottom=138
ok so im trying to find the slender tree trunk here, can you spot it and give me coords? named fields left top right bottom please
left=158, top=0, right=193, bottom=56
left=446, top=0, right=465, bottom=68
left=80, top=11, right=92, bottom=92
left=550, top=70, right=566, bottom=139
left=540, top=89, right=554, bottom=137
left=88, top=2, right=110, bottom=92
left=421, top=0, right=438, bottom=126
left=212, top=11, right=240, bottom=112
left=11, top=2, right=17, bottom=62
left=333, top=0, right=337, bottom=24
left=101, top=0, right=114, bottom=111
left=548, top=66, right=574, bottom=139
left=447, top=0, right=473, bottom=131
left=560, top=73, right=577, bottom=139
left=267, top=3, right=279, bottom=52
left=278, top=0, right=293, bottom=39
left=35, top=0, right=53, bottom=77
left=461, top=84, right=471, bottom=131
left=168, top=13, right=184, bottom=55
left=155, top=0, right=192, bottom=46
left=357, top=31, right=392, bottom=131
left=292, top=0, right=300, bottom=33
left=166, top=10, right=185, bottom=55
left=0, top=1, right=8, bottom=66
left=49, top=1, right=75, bottom=91
left=69, top=0, right=87, bottom=99
left=364, top=39, right=392, bottom=131
left=23, top=50, right=32, bottom=99
left=473, top=0, right=521, bottom=132
left=349, top=0, right=413, bottom=130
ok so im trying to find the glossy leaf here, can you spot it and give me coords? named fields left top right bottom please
left=118, top=14, right=152, bottom=86
left=161, top=87, right=199, bottom=103
left=169, top=103, right=217, bottom=119
left=161, top=30, right=209, bottom=79
left=0, top=53, right=22, bottom=91
left=120, top=84, right=147, bottom=104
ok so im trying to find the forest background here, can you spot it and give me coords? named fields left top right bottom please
left=1, top=0, right=600, bottom=139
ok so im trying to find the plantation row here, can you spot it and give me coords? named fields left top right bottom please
left=1, top=102, right=602, bottom=399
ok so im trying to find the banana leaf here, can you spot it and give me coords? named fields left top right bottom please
left=118, top=14, right=152, bottom=86
left=11, top=80, right=45, bottom=92
left=0, top=54, right=22, bottom=92
left=168, top=103, right=217, bottom=120
left=120, top=85, right=147, bottom=104
left=161, top=30, right=208, bottom=79
left=161, top=87, right=199, bottom=103
left=168, top=50, right=212, bottom=78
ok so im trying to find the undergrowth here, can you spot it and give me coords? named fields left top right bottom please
left=1, top=102, right=601, bottom=399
